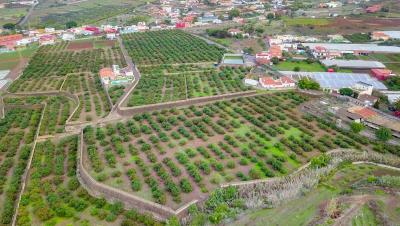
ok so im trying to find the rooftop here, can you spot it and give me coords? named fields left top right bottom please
left=302, top=43, right=400, bottom=53
left=321, top=59, right=386, bottom=69
left=279, top=71, right=387, bottom=90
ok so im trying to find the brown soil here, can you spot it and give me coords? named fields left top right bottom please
left=96, top=40, right=116, bottom=47
left=67, top=41, right=94, bottom=50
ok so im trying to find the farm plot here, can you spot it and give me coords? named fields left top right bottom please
left=8, top=41, right=126, bottom=93
left=62, top=73, right=111, bottom=122
left=127, top=65, right=251, bottom=107
left=16, top=136, right=162, bottom=226
left=122, top=30, right=226, bottom=65
left=83, top=92, right=373, bottom=209
left=67, top=41, right=94, bottom=51
left=0, top=108, right=42, bottom=225
left=4, top=96, right=75, bottom=135
left=7, top=41, right=126, bottom=122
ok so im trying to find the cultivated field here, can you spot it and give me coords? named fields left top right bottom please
left=0, top=108, right=41, bottom=225
left=4, top=96, right=75, bottom=135
left=127, top=65, right=251, bottom=107
left=122, top=30, right=226, bottom=65
left=0, top=45, right=38, bottom=71
left=15, top=135, right=162, bottom=226
left=83, top=92, right=376, bottom=209
left=26, top=0, right=151, bottom=28
left=8, top=40, right=126, bottom=123
left=122, top=30, right=250, bottom=107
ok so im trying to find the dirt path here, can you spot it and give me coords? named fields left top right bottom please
left=332, top=195, right=372, bottom=226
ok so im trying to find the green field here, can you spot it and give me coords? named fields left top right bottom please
left=26, top=0, right=152, bottom=28
left=283, top=17, right=331, bottom=26
left=275, top=60, right=352, bottom=72
left=0, top=7, right=28, bottom=26
left=0, top=45, right=38, bottom=70
left=275, top=61, right=326, bottom=72
left=343, top=33, right=371, bottom=43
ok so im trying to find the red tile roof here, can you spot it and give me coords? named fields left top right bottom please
left=0, top=34, right=23, bottom=43
left=354, top=107, right=378, bottom=118
left=280, top=76, right=294, bottom=84
left=269, top=45, right=282, bottom=58
left=99, top=68, right=114, bottom=79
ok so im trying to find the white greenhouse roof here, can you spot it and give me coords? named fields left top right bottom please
left=320, top=60, right=386, bottom=69
left=280, top=71, right=387, bottom=90
left=302, top=43, right=400, bottom=53
left=0, top=70, right=10, bottom=80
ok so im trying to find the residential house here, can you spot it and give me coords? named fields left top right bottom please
left=61, top=33, right=75, bottom=41
left=269, top=45, right=282, bottom=59
left=44, top=27, right=55, bottom=33
left=232, top=17, right=245, bottom=24
left=366, top=4, right=381, bottom=13
left=39, top=35, right=56, bottom=45
left=255, top=52, right=271, bottom=65
left=259, top=76, right=295, bottom=89
left=16, top=37, right=35, bottom=46
left=372, top=31, right=400, bottom=40
left=106, top=33, right=116, bottom=40
left=371, top=31, right=390, bottom=41
left=0, top=34, right=23, bottom=50
left=120, top=25, right=139, bottom=34
left=99, top=65, right=134, bottom=86
left=228, top=28, right=242, bottom=36
left=176, top=21, right=190, bottom=29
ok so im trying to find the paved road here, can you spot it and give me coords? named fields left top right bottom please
left=112, top=36, right=141, bottom=111
left=18, top=1, right=39, bottom=26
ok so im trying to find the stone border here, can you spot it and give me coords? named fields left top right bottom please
left=12, top=103, right=46, bottom=226
left=77, top=131, right=198, bottom=221
left=117, top=90, right=258, bottom=116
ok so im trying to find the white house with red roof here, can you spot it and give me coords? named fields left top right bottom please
left=259, top=76, right=295, bottom=89
left=99, top=65, right=134, bottom=87
left=255, top=45, right=283, bottom=65
left=39, top=34, right=56, bottom=45
left=255, top=51, right=271, bottom=65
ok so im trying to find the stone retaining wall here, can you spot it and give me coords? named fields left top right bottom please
left=77, top=131, right=197, bottom=221
left=117, top=91, right=258, bottom=116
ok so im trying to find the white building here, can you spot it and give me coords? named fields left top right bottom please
left=244, top=79, right=259, bottom=86
left=352, top=81, right=374, bottom=96
left=106, top=33, right=116, bottom=40
left=61, top=33, right=75, bottom=41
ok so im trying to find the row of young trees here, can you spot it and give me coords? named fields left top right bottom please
left=123, top=30, right=225, bottom=65
left=127, top=65, right=250, bottom=107
left=84, top=92, right=329, bottom=206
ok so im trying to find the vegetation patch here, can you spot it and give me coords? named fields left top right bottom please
left=122, top=30, right=226, bottom=65
left=83, top=92, right=377, bottom=209
left=127, top=65, right=250, bottom=107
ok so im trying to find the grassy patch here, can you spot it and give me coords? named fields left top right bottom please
left=343, top=33, right=371, bottom=43
left=352, top=205, right=378, bottom=226
left=275, top=61, right=326, bottom=72
left=0, top=45, right=38, bottom=70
